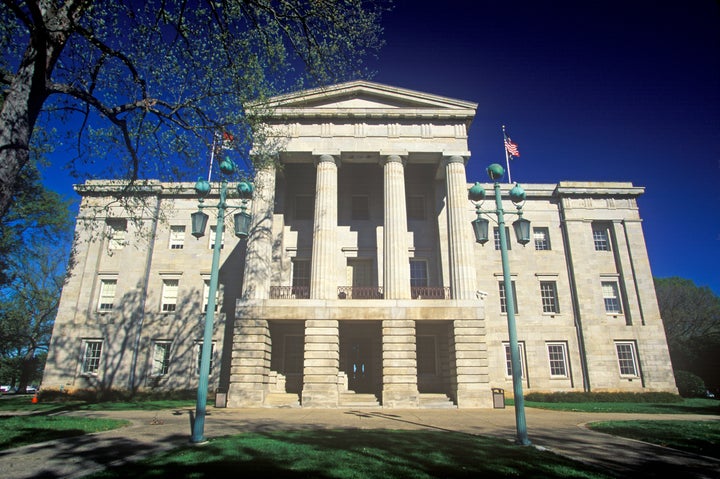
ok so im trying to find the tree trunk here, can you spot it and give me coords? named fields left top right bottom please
left=0, top=55, right=44, bottom=219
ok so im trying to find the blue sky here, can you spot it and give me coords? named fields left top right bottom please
left=41, top=0, right=719, bottom=294
left=367, top=0, right=720, bottom=294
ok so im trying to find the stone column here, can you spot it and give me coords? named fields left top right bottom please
left=445, top=156, right=477, bottom=300
left=242, top=165, right=276, bottom=300
left=310, top=154, right=339, bottom=299
left=227, top=316, right=271, bottom=407
left=382, top=319, right=419, bottom=407
left=382, top=155, right=411, bottom=299
left=451, top=318, right=491, bottom=407
left=301, top=319, right=340, bottom=407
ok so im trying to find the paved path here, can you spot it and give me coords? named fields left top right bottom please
left=0, top=407, right=718, bottom=478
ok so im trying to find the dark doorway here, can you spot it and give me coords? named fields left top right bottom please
left=339, top=321, right=381, bottom=395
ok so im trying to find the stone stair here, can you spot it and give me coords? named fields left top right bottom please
left=338, top=392, right=382, bottom=408
left=418, top=393, right=456, bottom=408
left=264, top=392, right=301, bottom=408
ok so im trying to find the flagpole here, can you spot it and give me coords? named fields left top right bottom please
left=208, top=132, right=218, bottom=182
left=502, top=125, right=512, bottom=184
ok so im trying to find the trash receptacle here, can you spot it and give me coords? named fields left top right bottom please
left=492, top=388, right=505, bottom=409
left=215, top=389, right=227, bottom=408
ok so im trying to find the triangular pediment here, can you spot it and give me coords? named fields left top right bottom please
left=256, top=81, right=477, bottom=120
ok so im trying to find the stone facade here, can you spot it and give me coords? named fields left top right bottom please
left=42, top=81, right=677, bottom=407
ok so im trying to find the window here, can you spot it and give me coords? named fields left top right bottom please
left=499, top=281, right=518, bottom=314
left=196, top=341, right=215, bottom=375
left=533, top=227, right=551, bottom=251
left=417, top=335, right=437, bottom=374
left=295, top=195, right=314, bottom=220
left=152, top=341, right=171, bottom=376
left=98, top=279, right=117, bottom=311
left=504, top=342, right=526, bottom=378
left=547, top=343, right=569, bottom=377
left=410, top=260, right=429, bottom=287
left=291, top=259, right=311, bottom=298
left=107, top=219, right=127, bottom=250
left=615, top=341, right=640, bottom=377
left=209, top=225, right=224, bottom=249
left=351, top=195, right=369, bottom=220
left=161, top=279, right=179, bottom=312
left=203, top=280, right=219, bottom=313
left=540, top=281, right=559, bottom=314
left=169, top=225, right=186, bottom=249
left=493, top=227, right=512, bottom=250
left=592, top=223, right=611, bottom=251
left=602, top=281, right=623, bottom=314
left=407, top=195, right=426, bottom=220
left=81, top=340, right=103, bottom=375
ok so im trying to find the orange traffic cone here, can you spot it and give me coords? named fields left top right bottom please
left=31, top=394, right=38, bottom=404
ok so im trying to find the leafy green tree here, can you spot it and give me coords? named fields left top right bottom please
left=0, top=158, right=72, bottom=390
left=655, top=277, right=720, bottom=392
left=0, top=0, right=386, bottom=219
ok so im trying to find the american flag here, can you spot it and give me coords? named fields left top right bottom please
left=504, top=136, right=520, bottom=158
left=221, top=131, right=234, bottom=150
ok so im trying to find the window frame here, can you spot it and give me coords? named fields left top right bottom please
left=98, top=278, right=117, bottom=312
left=409, top=259, right=429, bottom=288
left=81, top=340, right=103, bottom=376
left=195, top=341, right=216, bottom=375
left=602, top=280, right=623, bottom=314
left=503, top=342, right=526, bottom=379
left=540, top=281, right=560, bottom=314
left=592, top=223, right=612, bottom=252
left=615, top=341, right=640, bottom=377
left=546, top=342, right=569, bottom=378
left=533, top=227, right=551, bottom=251
left=161, top=278, right=179, bottom=312
left=209, top=224, right=225, bottom=250
left=493, top=226, right=512, bottom=250
left=499, top=280, right=518, bottom=314
left=169, top=225, right=186, bottom=249
left=151, top=341, right=172, bottom=377
left=106, top=219, right=127, bottom=250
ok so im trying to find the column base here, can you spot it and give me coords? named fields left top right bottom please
left=382, top=388, right=419, bottom=408
left=455, top=385, right=494, bottom=408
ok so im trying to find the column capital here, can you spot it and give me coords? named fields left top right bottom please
left=313, top=153, right=340, bottom=168
left=443, top=154, right=469, bottom=167
left=380, top=154, right=406, bottom=167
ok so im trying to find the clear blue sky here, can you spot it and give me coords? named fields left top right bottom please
left=41, top=0, right=719, bottom=294
left=367, top=0, right=720, bottom=294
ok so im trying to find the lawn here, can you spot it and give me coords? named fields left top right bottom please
left=85, top=429, right=614, bottom=479
left=517, top=397, right=720, bottom=415
left=0, top=415, right=130, bottom=451
left=587, top=420, right=720, bottom=459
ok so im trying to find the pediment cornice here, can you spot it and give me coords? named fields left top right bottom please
left=251, top=80, right=477, bottom=122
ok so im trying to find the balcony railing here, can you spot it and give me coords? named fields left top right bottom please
left=268, top=285, right=452, bottom=300
left=337, top=286, right=383, bottom=299
left=269, top=286, right=310, bottom=299
left=411, top=286, right=451, bottom=299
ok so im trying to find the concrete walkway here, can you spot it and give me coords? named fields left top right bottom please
left=0, top=407, right=718, bottom=478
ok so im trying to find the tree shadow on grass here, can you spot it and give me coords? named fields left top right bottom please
left=91, top=429, right=615, bottom=479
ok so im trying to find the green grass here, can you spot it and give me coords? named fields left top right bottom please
left=515, top=397, right=720, bottom=414
left=85, top=429, right=614, bottom=479
left=0, top=395, right=194, bottom=413
left=0, top=415, right=130, bottom=451
left=587, top=420, right=720, bottom=459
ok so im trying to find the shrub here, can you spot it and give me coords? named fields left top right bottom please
left=674, top=370, right=707, bottom=398
left=37, top=388, right=198, bottom=403
left=524, top=391, right=682, bottom=403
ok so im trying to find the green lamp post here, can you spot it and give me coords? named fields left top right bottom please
left=469, top=163, right=531, bottom=446
left=190, top=156, right=253, bottom=444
